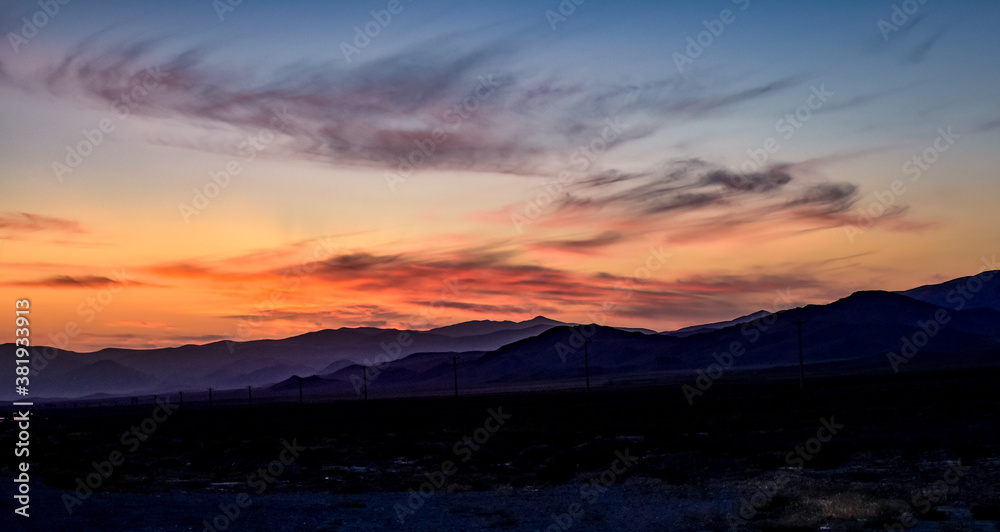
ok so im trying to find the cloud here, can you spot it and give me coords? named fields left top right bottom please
left=976, top=117, right=1000, bottom=132
left=551, top=160, right=860, bottom=225
left=105, top=321, right=174, bottom=329
left=530, top=231, right=624, bottom=253
left=905, top=29, right=946, bottom=63
left=0, top=212, right=84, bottom=234
left=411, top=300, right=530, bottom=315
left=139, top=237, right=840, bottom=332
left=785, top=182, right=859, bottom=216
left=314, top=252, right=402, bottom=273
left=4, top=275, right=142, bottom=288
left=2, top=35, right=804, bottom=178
left=661, top=77, right=800, bottom=118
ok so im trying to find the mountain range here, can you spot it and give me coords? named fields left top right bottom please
left=4, top=271, right=998, bottom=401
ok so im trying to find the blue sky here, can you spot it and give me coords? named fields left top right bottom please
left=1, top=0, right=999, bottom=348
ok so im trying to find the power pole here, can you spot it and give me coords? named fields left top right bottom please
left=793, top=319, right=806, bottom=391
left=364, top=366, right=369, bottom=400
left=584, top=339, right=591, bottom=393
left=451, top=355, right=459, bottom=397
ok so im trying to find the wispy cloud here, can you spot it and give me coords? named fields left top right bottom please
left=528, top=231, right=624, bottom=254
left=0, top=212, right=84, bottom=234
left=3, top=275, right=145, bottom=288
left=2, top=35, right=804, bottom=178
left=133, top=238, right=840, bottom=331
left=105, top=320, right=175, bottom=329
left=508, top=159, right=871, bottom=241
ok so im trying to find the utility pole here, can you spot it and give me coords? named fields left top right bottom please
left=793, top=319, right=806, bottom=391
left=451, top=355, right=459, bottom=397
left=584, top=339, right=591, bottom=393
left=364, top=366, right=369, bottom=400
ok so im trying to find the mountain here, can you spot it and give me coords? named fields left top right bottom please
left=428, top=315, right=566, bottom=337
left=663, top=310, right=772, bottom=338
left=59, top=359, right=157, bottom=396
left=4, top=275, right=1000, bottom=401
left=321, top=287, right=1000, bottom=394
left=0, top=316, right=561, bottom=400
left=896, top=270, right=1000, bottom=312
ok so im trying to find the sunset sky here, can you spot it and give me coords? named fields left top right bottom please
left=1, top=0, right=999, bottom=350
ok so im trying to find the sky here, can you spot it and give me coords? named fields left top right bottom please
left=1, top=0, right=999, bottom=350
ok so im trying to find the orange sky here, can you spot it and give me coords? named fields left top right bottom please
left=2, top=1, right=999, bottom=351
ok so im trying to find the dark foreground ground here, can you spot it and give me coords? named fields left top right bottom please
left=3, top=366, right=1000, bottom=531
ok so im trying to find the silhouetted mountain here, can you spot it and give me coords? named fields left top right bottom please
left=663, top=310, right=772, bottom=337
left=0, top=317, right=558, bottom=399
left=320, top=286, right=1000, bottom=393
left=896, top=270, right=1000, bottom=312
left=428, top=315, right=565, bottom=337
left=613, top=327, right=660, bottom=335
left=4, top=274, right=999, bottom=401
left=60, top=360, right=157, bottom=396
left=269, top=374, right=331, bottom=392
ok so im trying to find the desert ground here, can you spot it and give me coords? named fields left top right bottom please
left=5, top=366, right=1000, bottom=531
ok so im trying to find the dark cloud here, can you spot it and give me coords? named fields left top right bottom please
left=906, top=29, right=946, bottom=63
left=0, top=212, right=84, bottom=233
left=663, top=77, right=800, bottom=118
left=413, top=300, right=529, bottom=315
left=2, top=35, right=804, bottom=178
left=555, top=160, right=860, bottom=224
left=316, top=253, right=402, bottom=273
left=5, top=275, right=141, bottom=288
left=786, top=182, right=859, bottom=216
left=531, top=231, right=624, bottom=253
left=976, top=118, right=1000, bottom=132
left=700, top=166, right=793, bottom=192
